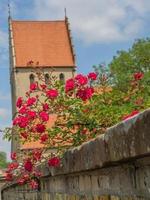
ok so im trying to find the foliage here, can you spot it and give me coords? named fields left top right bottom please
left=109, top=38, right=150, bottom=89
left=0, top=151, right=8, bottom=169
left=4, top=68, right=150, bottom=189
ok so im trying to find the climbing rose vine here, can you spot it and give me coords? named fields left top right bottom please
left=5, top=69, right=148, bottom=189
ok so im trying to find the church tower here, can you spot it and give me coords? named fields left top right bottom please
left=9, top=17, right=76, bottom=153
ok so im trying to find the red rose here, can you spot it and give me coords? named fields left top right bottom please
left=16, top=97, right=23, bottom=108
left=40, top=134, right=48, bottom=143
left=27, top=110, right=37, bottom=120
left=23, top=173, right=30, bottom=181
left=46, top=89, right=58, bottom=99
left=24, top=159, right=33, bottom=172
left=26, top=97, right=36, bottom=106
left=39, top=111, right=49, bottom=122
left=134, top=72, right=144, bottom=81
left=88, top=72, right=97, bottom=80
left=18, top=116, right=29, bottom=128
left=30, top=82, right=38, bottom=91
left=11, top=152, right=17, bottom=161
left=48, top=157, right=60, bottom=167
left=75, top=74, right=88, bottom=85
left=5, top=173, right=13, bottom=181
left=42, top=103, right=49, bottom=111
left=65, top=78, right=75, bottom=92
left=19, top=106, right=28, bottom=114
left=29, top=180, right=39, bottom=189
left=36, top=124, right=46, bottom=133
left=76, top=87, right=94, bottom=101
left=13, top=116, right=29, bottom=128
left=18, top=177, right=26, bottom=185
left=8, top=162, right=19, bottom=171
left=13, top=117, right=20, bottom=126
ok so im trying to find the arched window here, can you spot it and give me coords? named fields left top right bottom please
left=59, top=73, right=65, bottom=82
left=45, top=73, right=50, bottom=84
left=29, top=74, right=35, bottom=84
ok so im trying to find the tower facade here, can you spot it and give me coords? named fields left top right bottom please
left=9, top=18, right=76, bottom=153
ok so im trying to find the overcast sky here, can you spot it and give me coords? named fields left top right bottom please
left=0, top=0, right=150, bottom=158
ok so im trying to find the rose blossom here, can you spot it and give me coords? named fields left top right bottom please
left=36, top=124, right=46, bottom=133
left=134, top=72, right=144, bottom=81
left=30, top=82, right=38, bottom=91
left=65, top=78, right=75, bottom=92
left=8, top=162, right=19, bottom=171
left=39, top=111, right=49, bottom=122
left=18, top=116, right=29, bottom=128
left=27, top=110, right=37, bottom=120
left=42, top=103, right=49, bottom=111
left=18, top=105, right=28, bottom=115
left=26, top=97, right=36, bottom=106
left=29, top=180, right=39, bottom=189
left=24, top=159, right=33, bottom=172
left=46, top=89, right=58, bottom=99
left=40, top=134, right=48, bottom=143
left=88, top=72, right=97, bottom=80
left=75, top=74, right=88, bottom=85
left=5, top=173, right=13, bottom=181
left=76, top=87, right=94, bottom=101
left=13, top=116, right=29, bottom=128
left=11, top=152, right=17, bottom=160
left=16, top=97, right=23, bottom=108
left=23, top=173, right=30, bottom=181
left=48, top=157, right=60, bottom=167
left=18, top=177, right=26, bottom=185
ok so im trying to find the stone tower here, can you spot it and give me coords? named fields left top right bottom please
left=9, top=17, right=76, bottom=153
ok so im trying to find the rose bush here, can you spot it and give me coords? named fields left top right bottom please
left=4, top=68, right=149, bottom=189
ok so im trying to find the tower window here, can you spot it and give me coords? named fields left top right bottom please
left=29, top=74, right=35, bottom=84
left=59, top=73, right=65, bottom=82
left=45, top=73, right=50, bottom=84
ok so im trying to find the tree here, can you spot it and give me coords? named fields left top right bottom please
left=109, top=38, right=150, bottom=89
left=0, top=151, right=8, bottom=169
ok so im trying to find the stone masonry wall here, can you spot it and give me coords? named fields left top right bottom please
left=0, top=179, right=5, bottom=200
left=2, top=109, right=150, bottom=200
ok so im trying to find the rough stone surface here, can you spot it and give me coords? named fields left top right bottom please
left=2, top=109, right=150, bottom=199
left=0, top=178, right=5, bottom=200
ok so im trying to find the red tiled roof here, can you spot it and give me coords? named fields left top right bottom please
left=11, top=20, right=75, bottom=67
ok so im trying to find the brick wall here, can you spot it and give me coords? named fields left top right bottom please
left=2, top=109, right=150, bottom=200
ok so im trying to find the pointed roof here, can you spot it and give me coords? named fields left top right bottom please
left=11, top=19, right=75, bottom=67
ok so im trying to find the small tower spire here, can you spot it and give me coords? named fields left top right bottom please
left=8, top=0, right=11, bottom=20
left=64, top=7, right=67, bottom=20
